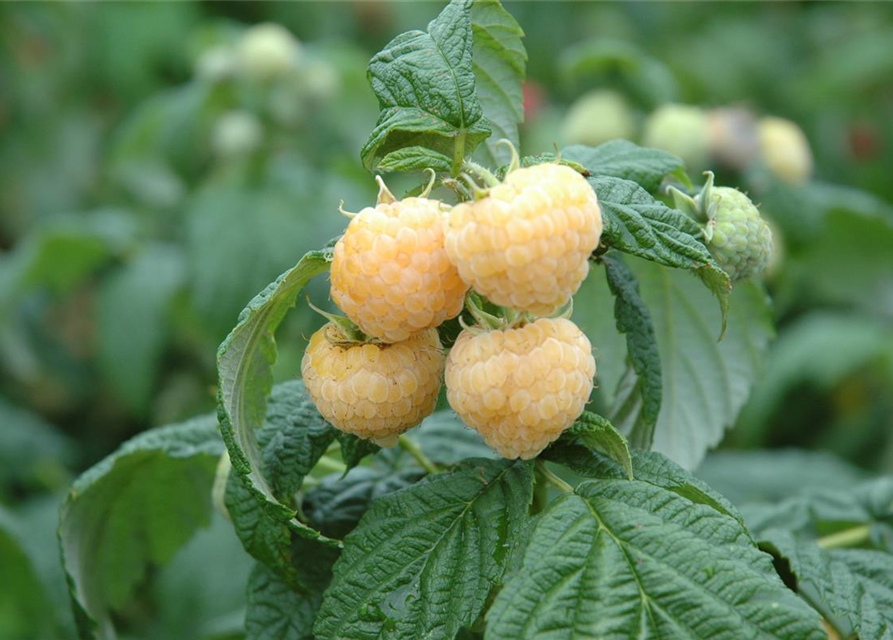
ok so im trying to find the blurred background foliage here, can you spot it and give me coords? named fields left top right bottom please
left=0, top=2, right=891, bottom=639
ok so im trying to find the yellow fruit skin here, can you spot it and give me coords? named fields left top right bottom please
left=445, top=318, right=596, bottom=460
left=331, top=197, right=468, bottom=343
left=302, top=323, right=444, bottom=446
left=758, top=117, right=813, bottom=184
left=445, top=164, right=602, bottom=316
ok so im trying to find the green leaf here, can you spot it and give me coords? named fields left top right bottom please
left=0, top=507, right=56, bottom=640
left=97, top=244, right=185, bottom=413
left=589, top=175, right=732, bottom=331
left=412, top=410, right=494, bottom=465
left=376, top=146, right=453, bottom=173
left=487, top=479, right=825, bottom=640
left=602, top=253, right=662, bottom=448
left=760, top=529, right=893, bottom=640
left=150, top=513, right=254, bottom=640
left=222, top=381, right=341, bottom=584
left=561, top=412, right=633, bottom=480
left=736, top=314, right=893, bottom=445
left=741, top=478, right=893, bottom=550
left=470, top=0, right=526, bottom=166
left=0, top=397, right=73, bottom=491
left=696, top=449, right=866, bottom=507
left=304, top=464, right=424, bottom=541
left=217, top=249, right=337, bottom=566
left=0, top=209, right=136, bottom=308
left=187, top=186, right=333, bottom=339
left=564, top=141, right=684, bottom=193
left=558, top=38, right=679, bottom=108
left=314, top=459, right=534, bottom=640
left=245, top=563, right=325, bottom=640
left=224, top=381, right=340, bottom=580
left=612, top=259, right=772, bottom=469
left=257, top=381, right=338, bottom=501
left=361, top=0, right=491, bottom=172
left=336, top=433, right=381, bottom=472
left=59, top=415, right=224, bottom=640
left=544, top=446, right=743, bottom=526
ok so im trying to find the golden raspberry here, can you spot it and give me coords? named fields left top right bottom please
left=445, top=318, right=596, bottom=460
left=758, top=116, right=813, bottom=184
left=302, top=323, right=444, bottom=446
left=444, top=164, right=602, bottom=316
left=331, top=196, right=468, bottom=343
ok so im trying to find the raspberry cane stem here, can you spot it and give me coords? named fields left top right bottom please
left=398, top=435, right=439, bottom=474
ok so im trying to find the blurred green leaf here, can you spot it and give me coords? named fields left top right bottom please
left=697, top=449, right=866, bottom=507
left=0, top=397, right=72, bottom=492
left=558, top=38, right=678, bottom=107
left=97, top=244, right=186, bottom=413
left=737, top=313, right=893, bottom=440
left=150, top=513, right=253, bottom=640
left=0, top=507, right=56, bottom=640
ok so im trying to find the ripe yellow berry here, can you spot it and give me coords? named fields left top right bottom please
left=758, top=116, right=813, bottom=184
left=331, top=196, right=468, bottom=343
left=444, top=164, right=602, bottom=316
left=445, top=318, right=596, bottom=460
left=302, top=323, right=444, bottom=446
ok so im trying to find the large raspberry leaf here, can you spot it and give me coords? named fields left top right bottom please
left=487, top=476, right=825, bottom=640
left=361, top=0, right=491, bottom=173
left=59, top=415, right=224, bottom=640
left=760, top=529, right=893, bottom=640
left=589, top=175, right=732, bottom=336
left=470, top=0, right=527, bottom=167
left=314, top=459, right=534, bottom=640
left=602, top=253, right=662, bottom=448
left=575, top=257, right=772, bottom=470
left=564, top=140, right=684, bottom=193
left=216, top=248, right=342, bottom=581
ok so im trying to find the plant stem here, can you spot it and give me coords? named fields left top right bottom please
left=398, top=436, right=439, bottom=474
left=816, top=524, right=872, bottom=550
left=452, top=131, right=467, bottom=177
left=462, top=159, right=501, bottom=188
left=540, top=464, right=573, bottom=493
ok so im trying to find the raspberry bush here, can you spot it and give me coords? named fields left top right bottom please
left=53, top=3, right=893, bottom=640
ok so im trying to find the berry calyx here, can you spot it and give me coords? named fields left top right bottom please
left=301, top=322, right=444, bottom=446
left=444, top=161, right=602, bottom=316
left=330, top=177, right=468, bottom=343
left=670, top=172, right=773, bottom=282
left=445, top=317, right=596, bottom=460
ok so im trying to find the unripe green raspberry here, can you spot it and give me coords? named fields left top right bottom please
left=561, top=90, right=636, bottom=147
left=237, top=23, right=300, bottom=80
left=445, top=163, right=602, bottom=316
left=642, top=104, right=710, bottom=169
left=331, top=189, right=467, bottom=343
left=445, top=318, right=596, bottom=460
left=302, top=323, right=444, bottom=446
left=704, top=186, right=773, bottom=282
left=758, top=116, right=813, bottom=184
left=212, top=111, right=263, bottom=158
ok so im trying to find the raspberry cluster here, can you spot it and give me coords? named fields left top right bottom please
left=303, top=163, right=600, bottom=459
